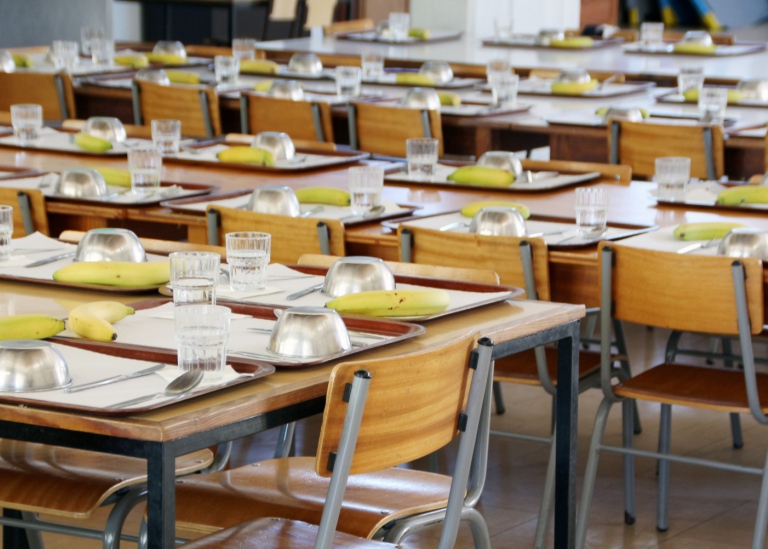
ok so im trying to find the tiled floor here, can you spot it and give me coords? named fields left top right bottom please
left=11, top=321, right=768, bottom=548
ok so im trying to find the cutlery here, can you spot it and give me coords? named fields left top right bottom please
left=596, top=73, right=620, bottom=91
left=229, top=350, right=306, bottom=363
left=106, top=369, right=204, bottom=409
left=554, top=227, right=607, bottom=245
left=299, top=205, right=324, bottom=218
left=518, top=170, right=559, bottom=183
left=286, top=283, right=323, bottom=300
left=65, top=363, right=166, bottom=393
left=439, top=221, right=468, bottom=232
left=527, top=229, right=569, bottom=238
left=181, top=145, right=204, bottom=155
left=24, top=250, right=76, bottom=268
left=339, top=204, right=386, bottom=222
left=37, top=173, right=58, bottom=189
left=677, top=238, right=721, bottom=254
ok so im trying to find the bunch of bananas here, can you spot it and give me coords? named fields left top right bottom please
left=326, top=289, right=450, bottom=317
left=68, top=301, right=135, bottom=342
left=0, top=314, right=65, bottom=341
left=53, top=261, right=171, bottom=288
left=673, top=222, right=746, bottom=240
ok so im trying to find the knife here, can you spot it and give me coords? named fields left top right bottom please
left=24, top=251, right=76, bottom=268
left=65, top=363, right=166, bottom=393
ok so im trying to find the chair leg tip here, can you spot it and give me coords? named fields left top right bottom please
left=734, top=442, right=744, bottom=449
left=495, top=407, right=506, bottom=415
left=656, top=526, right=668, bottom=532
left=624, top=512, right=636, bottom=525
left=633, top=427, right=643, bottom=435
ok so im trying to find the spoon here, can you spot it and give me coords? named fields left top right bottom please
left=285, top=283, right=323, bottom=300
left=106, top=369, right=204, bottom=409
left=339, top=204, right=386, bottom=222
left=299, top=205, right=324, bottom=218
left=554, top=227, right=608, bottom=245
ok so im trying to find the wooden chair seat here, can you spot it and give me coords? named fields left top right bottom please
left=0, top=441, right=213, bottom=518
left=494, top=347, right=601, bottom=386
left=175, top=456, right=453, bottom=539
left=180, top=518, right=394, bottom=549
left=615, top=363, right=768, bottom=413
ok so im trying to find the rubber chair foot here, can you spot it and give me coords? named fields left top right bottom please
left=656, top=526, right=668, bottom=533
left=495, top=407, right=506, bottom=415
left=634, top=426, right=643, bottom=435
left=625, top=512, right=636, bottom=525
left=734, top=442, right=744, bottom=449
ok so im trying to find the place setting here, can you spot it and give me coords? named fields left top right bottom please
left=334, top=13, right=461, bottom=44
left=623, top=26, right=767, bottom=56
left=482, top=26, right=625, bottom=50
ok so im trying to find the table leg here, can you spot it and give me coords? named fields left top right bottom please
left=145, top=442, right=176, bottom=549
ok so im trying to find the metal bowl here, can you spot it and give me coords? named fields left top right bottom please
left=322, top=256, right=396, bottom=298
left=716, top=228, right=768, bottom=260
left=601, top=106, right=644, bottom=123
left=419, top=61, right=453, bottom=84
left=252, top=131, right=295, bottom=161
left=536, top=29, right=565, bottom=46
left=469, top=206, right=527, bottom=236
left=83, top=117, right=127, bottom=143
left=681, top=31, right=713, bottom=46
left=74, top=228, right=147, bottom=263
left=555, top=69, right=591, bottom=85
left=153, top=40, right=187, bottom=59
left=268, top=80, right=305, bottom=100
left=401, top=87, right=441, bottom=109
left=0, top=50, right=15, bottom=73
left=267, top=306, right=351, bottom=358
left=54, top=168, right=108, bottom=198
left=288, top=53, right=323, bottom=75
left=246, top=185, right=301, bottom=216
left=476, top=151, right=523, bottom=177
left=135, top=69, right=171, bottom=85
left=738, top=79, right=768, bottom=101
left=0, top=340, right=71, bottom=392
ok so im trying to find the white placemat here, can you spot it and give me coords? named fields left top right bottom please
left=613, top=226, right=722, bottom=255
left=0, top=129, right=148, bottom=155
left=175, top=144, right=358, bottom=170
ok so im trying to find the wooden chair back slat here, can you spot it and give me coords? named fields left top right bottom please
left=0, top=72, right=75, bottom=120
left=323, top=18, right=375, bottom=36
left=352, top=102, right=443, bottom=158
left=135, top=81, right=221, bottom=138
left=0, top=188, right=48, bottom=236
left=241, top=94, right=334, bottom=142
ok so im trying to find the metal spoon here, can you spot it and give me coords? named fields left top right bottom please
left=299, top=205, right=324, bottom=218
left=106, top=369, right=204, bottom=409
left=339, top=204, right=386, bottom=222
left=285, top=283, right=323, bottom=300
left=554, top=227, right=608, bottom=245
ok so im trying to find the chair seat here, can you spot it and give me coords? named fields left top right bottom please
left=175, top=456, right=453, bottom=539
left=494, top=347, right=601, bottom=386
left=0, top=440, right=213, bottom=518
left=615, top=363, right=768, bottom=413
left=180, top=517, right=395, bottom=549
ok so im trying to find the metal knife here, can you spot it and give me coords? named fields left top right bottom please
left=24, top=251, right=76, bottom=268
left=65, top=363, right=166, bottom=393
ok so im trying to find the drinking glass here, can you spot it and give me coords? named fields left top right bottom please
left=80, top=26, right=105, bottom=56
left=699, top=87, right=728, bottom=124
left=389, top=12, right=411, bottom=41
left=491, top=73, right=519, bottom=108
left=486, top=58, right=513, bottom=86
left=361, top=51, right=384, bottom=80
left=52, top=40, right=79, bottom=72
left=494, top=17, right=514, bottom=40
left=348, top=166, right=384, bottom=215
left=151, top=119, right=181, bottom=156
left=10, top=104, right=43, bottom=146
left=655, top=157, right=691, bottom=201
left=170, top=251, right=221, bottom=306
left=0, top=206, right=12, bottom=262
left=225, top=232, right=271, bottom=291
left=175, top=304, right=230, bottom=378
left=90, top=38, right=114, bottom=67
left=574, top=187, right=609, bottom=237
left=335, top=66, right=362, bottom=98
left=678, top=65, right=705, bottom=98
left=128, top=148, right=163, bottom=194
left=640, top=22, right=664, bottom=49
left=214, top=55, right=240, bottom=85
left=406, top=138, right=439, bottom=181
left=232, top=38, right=257, bottom=61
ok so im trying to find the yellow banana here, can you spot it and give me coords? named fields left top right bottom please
left=0, top=314, right=65, bottom=341
left=438, top=92, right=461, bottom=106
left=325, top=289, right=450, bottom=317
left=114, top=54, right=149, bottom=69
left=240, top=59, right=280, bottom=74
left=461, top=200, right=531, bottom=219
left=295, top=187, right=350, bottom=206
left=254, top=80, right=274, bottom=92
left=408, top=28, right=431, bottom=40
left=74, top=133, right=113, bottom=153
left=447, top=166, right=515, bottom=188
left=53, top=261, right=171, bottom=288
left=683, top=88, right=743, bottom=104
left=716, top=186, right=768, bottom=206
left=68, top=307, right=116, bottom=342
left=12, top=53, right=32, bottom=68
left=673, top=222, right=746, bottom=241
left=395, top=73, right=434, bottom=86
left=595, top=106, right=650, bottom=119
left=550, top=79, right=598, bottom=95
left=217, top=146, right=275, bottom=166
left=93, top=167, right=131, bottom=187
left=550, top=37, right=595, bottom=48
left=145, top=53, right=186, bottom=65
left=72, top=301, right=135, bottom=323
left=673, top=43, right=717, bottom=55
left=165, top=70, right=201, bottom=84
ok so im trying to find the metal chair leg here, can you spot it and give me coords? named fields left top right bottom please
left=103, top=487, right=147, bottom=549
left=751, top=447, right=768, bottom=549
left=533, top=432, right=557, bottom=549
left=20, top=512, right=44, bottom=549
left=492, top=380, right=505, bottom=415
left=657, top=404, right=672, bottom=532
left=273, top=422, right=295, bottom=458
left=463, top=508, right=492, bottom=549
left=722, top=338, right=745, bottom=449
left=623, top=398, right=636, bottom=525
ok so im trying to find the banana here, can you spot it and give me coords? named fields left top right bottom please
left=447, top=166, right=515, bottom=188
left=395, top=73, right=435, bottom=86
left=716, top=186, right=768, bottom=206
left=683, top=88, right=743, bottom=104
left=165, top=70, right=201, bottom=84
left=295, top=187, right=350, bottom=206
left=254, top=80, right=274, bottom=92
left=12, top=53, right=32, bottom=68
left=74, top=133, right=113, bottom=153
left=408, top=28, right=431, bottom=40
left=53, top=261, right=171, bottom=288
left=550, top=79, right=598, bottom=95
left=460, top=200, right=531, bottom=219
left=114, top=54, right=149, bottom=69
left=325, top=289, right=450, bottom=317
left=240, top=59, right=280, bottom=74
left=673, top=222, right=746, bottom=241
left=74, top=301, right=135, bottom=323
left=145, top=53, right=186, bottom=65
left=438, top=92, right=461, bottom=106
left=93, top=167, right=131, bottom=187
left=673, top=43, right=717, bottom=55
left=217, top=146, right=275, bottom=166
left=550, top=37, right=595, bottom=48
left=0, top=314, right=65, bottom=341
left=68, top=308, right=116, bottom=342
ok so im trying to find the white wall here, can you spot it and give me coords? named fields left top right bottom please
left=113, top=1, right=142, bottom=41
left=0, top=0, right=112, bottom=48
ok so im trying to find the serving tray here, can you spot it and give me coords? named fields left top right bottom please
left=482, top=35, right=624, bottom=50
left=0, top=127, right=150, bottom=157
left=515, top=78, right=655, bottom=98
left=336, top=29, right=462, bottom=44
left=623, top=41, right=767, bottom=57
left=652, top=180, right=768, bottom=213
left=544, top=107, right=742, bottom=128
left=0, top=166, right=41, bottom=180
left=655, top=90, right=768, bottom=109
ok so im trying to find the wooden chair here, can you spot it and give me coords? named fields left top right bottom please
left=132, top=80, right=221, bottom=138
left=264, top=0, right=305, bottom=39
left=239, top=93, right=334, bottom=142
left=576, top=244, right=768, bottom=549
left=323, top=18, right=375, bottom=36
left=348, top=101, right=443, bottom=158
left=205, top=205, right=345, bottom=264
left=0, top=72, right=76, bottom=120
left=172, top=333, right=495, bottom=548
left=608, top=118, right=725, bottom=180
left=303, top=0, right=337, bottom=29
left=0, top=188, right=49, bottom=236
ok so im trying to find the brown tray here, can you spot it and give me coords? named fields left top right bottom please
left=623, top=41, right=767, bottom=57
left=336, top=29, right=462, bottom=45
left=54, top=298, right=426, bottom=370
left=0, top=166, right=41, bottom=180
left=482, top=36, right=624, bottom=50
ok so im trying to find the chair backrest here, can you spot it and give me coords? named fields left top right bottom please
left=349, top=102, right=443, bottom=158
left=239, top=93, right=334, bottom=142
left=304, top=0, right=337, bottom=28
left=0, top=72, right=75, bottom=120
left=297, top=253, right=501, bottom=284
left=206, top=205, right=345, bottom=263
left=132, top=80, right=221, bottom=138
left=323, top=18, right=374, bottom=36
left=521, top=158, right=632, bottom=185
left=0, top=188, right=48, bottom=236
left=59, top=230, right=225, bottom=256
left=398, top=226, right=549, bottom=300
left=608, top=118, right=725, bottom=180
